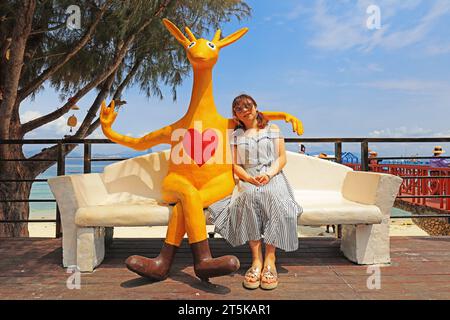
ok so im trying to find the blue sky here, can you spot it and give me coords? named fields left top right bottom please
left=21, top=0, right=450, bottom=157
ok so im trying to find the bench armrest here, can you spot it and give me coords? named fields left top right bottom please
left=48, top=173, right=109, bottom=209
left=342, top=171, right=403, bottom=216
left=48, top=173, right=109, bottom=232
left=48, top=174, right=109, bottom=266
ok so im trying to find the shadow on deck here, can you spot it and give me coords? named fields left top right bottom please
left=0, top=237, right=449, bottom=300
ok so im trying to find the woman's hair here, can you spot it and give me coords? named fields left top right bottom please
left=232, top=94, right=268, bottom=130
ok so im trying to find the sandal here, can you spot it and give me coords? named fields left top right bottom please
left=260, top=265, right=278, bottom=290
left=243, top=266, right=261, bottom=290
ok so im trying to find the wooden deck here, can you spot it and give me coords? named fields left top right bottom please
left=1, top=237, right=449, bottom=300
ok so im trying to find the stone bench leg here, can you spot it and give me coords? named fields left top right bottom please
left=340, top=219, right=390, bottom=265
left=105, top=227, right=114, bottom=248
left=76, top=227, right=106, bottom=272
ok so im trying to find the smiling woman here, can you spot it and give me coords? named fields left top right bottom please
left=232, top=94, right=268, bottom=130
left=207, top=93, right=302, bottom=290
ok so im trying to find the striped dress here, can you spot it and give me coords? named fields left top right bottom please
left=207, top=124, right=303, bottom=252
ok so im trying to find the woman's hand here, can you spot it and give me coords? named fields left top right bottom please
left=245, top=175, right=262, bottom=186
left=100, top=100, right=118, bottom=128
left=255, top=174, right=270, bottom=185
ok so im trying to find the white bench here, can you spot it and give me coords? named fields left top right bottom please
left=48, top=149, right=403, bottom=272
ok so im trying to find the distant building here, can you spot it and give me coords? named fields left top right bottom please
left=342, top=152, right=359, bottom=164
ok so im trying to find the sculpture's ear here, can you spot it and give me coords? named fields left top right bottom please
left=162, top=18, right=190, bottom=47
left=216, top=27, right=249, bottom=49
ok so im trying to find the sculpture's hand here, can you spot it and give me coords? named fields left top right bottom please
left=100, top=100, right=118, bottom=128
left=260, top=111, right=304, bottom=136
left=284, top=113, right=304, bottom=136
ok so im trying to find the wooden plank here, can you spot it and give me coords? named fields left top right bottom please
left=0, top=237, right=449, bottom=300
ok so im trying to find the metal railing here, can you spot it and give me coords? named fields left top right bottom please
left=1, top=137, right=449, bottom=238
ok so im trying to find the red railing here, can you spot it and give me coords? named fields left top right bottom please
left=345, top=163, right=450, bottom=211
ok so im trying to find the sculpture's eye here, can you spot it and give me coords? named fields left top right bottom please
left=207, top=42, right=216, bottom=50
left=187, top=42, right=196, bottom=49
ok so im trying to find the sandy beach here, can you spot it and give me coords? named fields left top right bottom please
left=28, top=209, right=429, bottom=238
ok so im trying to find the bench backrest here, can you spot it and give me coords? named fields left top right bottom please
left=101, top=149, right=353, bottom=200
left=284, top=152, right=352, bottom=191
left=102, top=150, right=171, bottom=201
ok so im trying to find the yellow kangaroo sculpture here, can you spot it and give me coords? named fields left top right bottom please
left=100, top=18, right=303, bottom=282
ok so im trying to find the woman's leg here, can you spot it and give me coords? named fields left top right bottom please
left=249, top=240, right=263, bottom=269
left=261, top=243, right=278, bottom=289
left=243, top=240, right=263, bottom=288
left=264, top=243, right=276, bottom=269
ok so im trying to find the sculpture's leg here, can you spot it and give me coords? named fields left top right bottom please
left=124, top=202, right=183, bottom=281
left=190, top=239, right=240, bottom=282
left=125, top=242, right=178, bottom=281
left=164, top=172, right=239, bottom=281
left=194, top=172, right=240, bottom=281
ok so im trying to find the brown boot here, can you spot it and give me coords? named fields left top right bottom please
left=125, top=242, right=177, bottom=281
left=190, top=239, right=240, bottom=281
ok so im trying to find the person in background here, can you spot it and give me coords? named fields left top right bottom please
left=299, top=144, right=306, bottom=154
left=429, top=146, right=450, bottom=195
left=430, top=146, right=450, bottom=168
left=369, top=150, right=379, bottom=165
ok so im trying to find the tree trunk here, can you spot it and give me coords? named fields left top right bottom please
left=0, top=141, right=78, bottom=237
left=0, top=145, right=32, bottom=237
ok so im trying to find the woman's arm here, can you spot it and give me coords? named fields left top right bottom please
left=232, top=144, right=251, bottom=181
left=265, top=124, right=287, bottom=178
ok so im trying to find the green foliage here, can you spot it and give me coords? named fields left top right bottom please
left=1, top=0, right=251, bottom=102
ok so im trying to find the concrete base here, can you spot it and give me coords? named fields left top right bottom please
left=76, top=227, right=106, bottom=272
left=340, top=220, right=390, bottom=264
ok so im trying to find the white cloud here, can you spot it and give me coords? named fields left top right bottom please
left=369, top=126, right=438, bottom=138
left=380, top=0, right=450, bottom=49
left=307, top=0, right=450, bottom=53
left=286, top=4, right=304, bottom=21
left=426, top=43, right=450, bottom=55
left=358, top=79, right=450, bottom=93
left=308, top=0, right=368, bottom=51
left=20, top=110, right=42, bottom=123
left=367, top=63, right=384, bottom=72
left=285, top=70, right=450, bottom=95
left=433, top=129, right=450, bottom=137
left=367, top=126, right=450, bottom=156
left=263, top=3, right=306, bottom=23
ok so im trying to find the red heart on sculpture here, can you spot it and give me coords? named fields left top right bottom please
left=182, top=128, right=218, bottom=166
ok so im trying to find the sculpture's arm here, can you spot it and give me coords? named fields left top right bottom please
left=260, top=111, right=304, bottom=135
left=100, top=100, right=172, bottom=151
